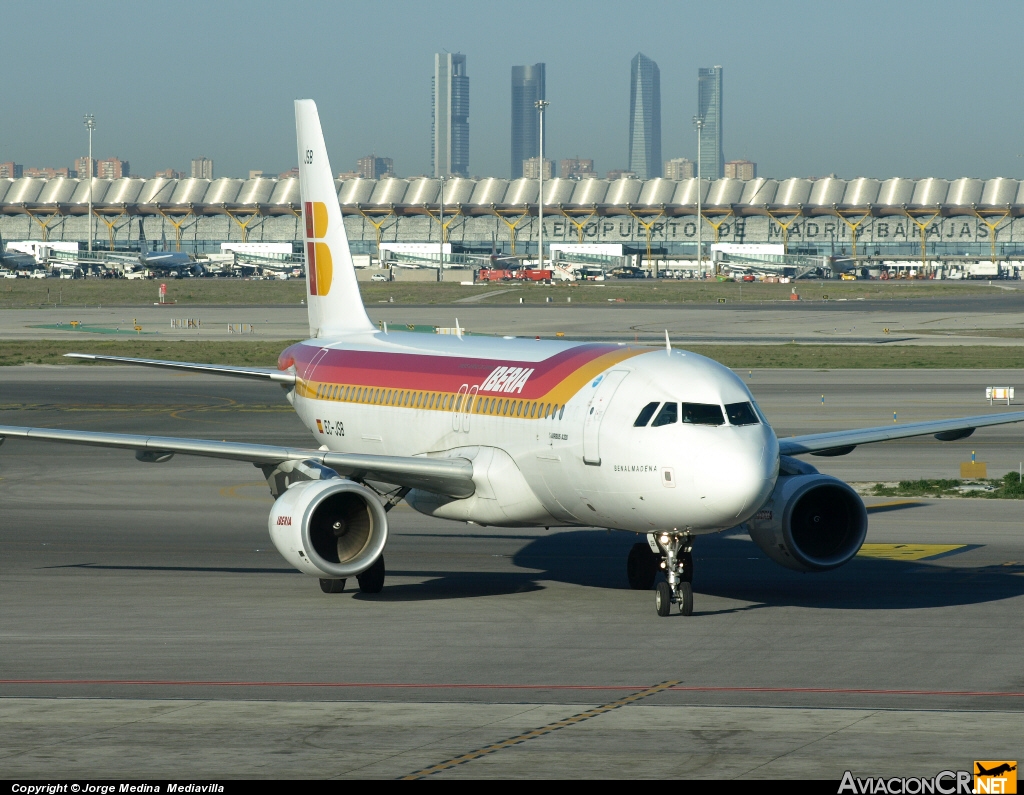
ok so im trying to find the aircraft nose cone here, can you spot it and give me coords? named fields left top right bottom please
left=693, top=432, right=776, bottom=525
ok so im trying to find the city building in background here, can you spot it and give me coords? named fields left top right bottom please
left=97, top=157, right=128, bottom=180
left=664, top=158, right=694, bottom=180
left=606, top=169, right=636, bottom=180
left=0, top=162, right=23, bottom=178
left=74, top=156, right=95, bottom=179
left=522, top=157, right=554, bottom=180
left=24, top=166, right=71, bottom=178
left=357, top=154, right=395, bottom=180
left=431, top=52, right=469, bottom=177
left=279, top=167, right=299, bottom=179
left=628, top=52, right=661, bottom=180
left=561, top=158, right=596, bottom=179
left=191, top=157, right=214, bottom=179
left=724, top=159, right=756, bottom=180
left=155, top=168, right=185, bottom=179
left=510, top=63, right=545, bottom=179
left=697, top=66, right=724, bottom=179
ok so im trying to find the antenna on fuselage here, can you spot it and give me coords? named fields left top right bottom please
left=665, top=329, right=671, bottom=355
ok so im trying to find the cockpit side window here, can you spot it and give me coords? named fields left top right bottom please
left=651, top=402, right=678, bottom=427
left=725, top=401, right=760, bottom=426
left=633, top=402, right=660, bottom=427
left=680, top=403, right=725, bottom=426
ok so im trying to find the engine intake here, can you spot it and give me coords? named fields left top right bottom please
left=747, top=473, right=867, bottom=572
left=268, top=479, right=388, bottom=578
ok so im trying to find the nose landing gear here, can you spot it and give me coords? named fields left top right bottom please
left=652, top=532, right=694, bottom=617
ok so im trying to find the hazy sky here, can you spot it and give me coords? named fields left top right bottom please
left=2, top=0, right=1023, bottom=181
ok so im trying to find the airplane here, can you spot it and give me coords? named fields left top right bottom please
left=3, top=99, right=1024, bottom=617
left=137, top=218, right=201, bottom=274
left=976, top=764, right=1016, bottom=777
left=0, top=233, right=38, bottom=272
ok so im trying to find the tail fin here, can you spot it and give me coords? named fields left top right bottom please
left=138, top=218, right=148, bottom=258
left=295, top=99, right=373, bottom=337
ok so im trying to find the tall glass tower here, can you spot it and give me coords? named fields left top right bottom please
left=511, top=64, right=546, bottom=179
left=697, top=66, right=723, bottom=180
left=432, top=53, right=470, bottom=177
left=628, top=53, right=661, bottom=180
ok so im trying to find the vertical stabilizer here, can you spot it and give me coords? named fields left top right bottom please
left=295, top=99, right=374, bottom=337
left=138, top=218, right=148, bottom=258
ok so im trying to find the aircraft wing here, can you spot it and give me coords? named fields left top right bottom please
left=65, top=353, right=296, bottom=385
left=0, top=425, right=475, bottom=498
left=779, top=411, right=1024, bottom=457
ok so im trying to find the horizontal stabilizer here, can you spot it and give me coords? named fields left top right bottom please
left=64, top=353, right=296, bottom=385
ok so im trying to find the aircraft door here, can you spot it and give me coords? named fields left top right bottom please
left=463, top=384, right=479, bottom=433
left=452, top=384, right=470, bottom=432
left=582, top=370, right=629, bottom=465
left=305, top=347, right=330, bottom=394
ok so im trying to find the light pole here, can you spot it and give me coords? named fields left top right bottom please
left=438, top=174, right=445, bottom=277
left=83, top=114, right=95, bottom=256
left=535, top=99, right=549, bottom=268
left=692, top=114, right=704, bottom=278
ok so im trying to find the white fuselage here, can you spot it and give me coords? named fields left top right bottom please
left=283, top=330, right=780, bottom=536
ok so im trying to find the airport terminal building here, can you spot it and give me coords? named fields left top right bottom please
left=3, top=174, right=1024, bottom=273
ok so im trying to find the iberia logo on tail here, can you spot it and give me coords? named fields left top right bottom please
left=304, top=201, right=332, bottom=296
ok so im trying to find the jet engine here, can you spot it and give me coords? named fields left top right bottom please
left=268, top=479, right=388, bottom=578
left=746, top=463, right=867, bottom=572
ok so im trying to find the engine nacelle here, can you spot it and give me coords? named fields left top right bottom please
left=747, top=473, right=867, bottom=572
left=268, top=479, right=388, bottom=578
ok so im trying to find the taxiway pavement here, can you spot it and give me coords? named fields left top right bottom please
left=2, top=367, right=1023, bottom=777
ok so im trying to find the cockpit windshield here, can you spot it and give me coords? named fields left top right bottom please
left=725, top=401, right=760, bottom=426
left=680, top=403, right=725, bottom=426
left=634, top=401, right=760, bottom=428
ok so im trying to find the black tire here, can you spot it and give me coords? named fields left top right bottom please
left=677, top=582, right=693, bottom=616
left=319, top=578, right=346, bottom=594
left=627, top=543, right=659, bottom=590
left=356, top=555, right=385, bottom=594
left=655, top=581, right=672, bottom=617
left=681, top=551, right=693, bottom=584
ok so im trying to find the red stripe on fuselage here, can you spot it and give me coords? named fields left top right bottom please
left=285, top=342, right=625, bottom=399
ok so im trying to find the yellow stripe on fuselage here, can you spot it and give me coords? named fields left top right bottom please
left=297, top=346, right=648, bottom=418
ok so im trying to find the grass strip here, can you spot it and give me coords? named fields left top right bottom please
left=3, top=340, right=1024, bottom=368
left=870, top=474, right=1024, bottom=499
left=0, top=278, right=1006, bottom=308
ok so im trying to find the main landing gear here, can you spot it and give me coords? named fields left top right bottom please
left=627, top=533, right=693, bottom=617
left=318, top=555, right=386, bottom=595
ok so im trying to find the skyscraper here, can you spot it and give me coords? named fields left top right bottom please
left=431, top=53, right=470, bottom=177
left=697, top=66, right=724, bottom=179
left=191, top=157, right=214, bottom=179
left=628, top=53, right=661, bottom=180
left=357, top=155, right=394, bottom=179
left=511, top=63, right=545, bottom=179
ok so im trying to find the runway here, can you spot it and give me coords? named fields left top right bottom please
left=2, top=367, right=1023, bottom=778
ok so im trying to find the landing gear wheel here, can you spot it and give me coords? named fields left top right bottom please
left=677, top=581, right=693, bottom=616
left=319, top=578, right=346, bottom=594
left=655, top=581, right=672, bottom=617
left=627, top=543, right=659, bottom=590
left=356, top=555, right=385, bottom=594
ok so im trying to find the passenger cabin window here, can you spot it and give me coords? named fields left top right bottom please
left=651, top=402, right=678, bottom=427
left=680, top=403, right=725, bottom=426
left=634, top=402, right=660, bottom=427
left=725, top=401, right=760, bottom=426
